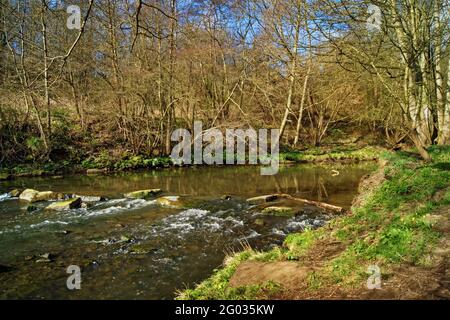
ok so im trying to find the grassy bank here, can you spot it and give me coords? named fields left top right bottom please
left=280, top=145, right=381, bottom=163
left=0, top=144, right=381, bottom=180
left=177, top=146, right=450, bottom=300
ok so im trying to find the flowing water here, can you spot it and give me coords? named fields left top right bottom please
left=0, top=163, right=375, bottom=299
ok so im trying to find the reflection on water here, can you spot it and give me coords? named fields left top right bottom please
left=0, top=163, right=375, bottom=299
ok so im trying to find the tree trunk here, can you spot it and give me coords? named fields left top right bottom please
left=410, top=129, right=432, bottom=162
left=294, top=65, right=310, bottom=145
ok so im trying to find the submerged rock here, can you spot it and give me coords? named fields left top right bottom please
left=45, top=197, right=82, bottom=211
left=26, top=205, right=39, bottom=213
left=130, top=243, right=158, bottom=255
left=0, top=264, right=13, bottom=273
left=246, top=194, right=278, bottom=205
left=261, top=206, right=296, bottom=217
left=156, top=196, right=184, bottom=208
left=254, top=218, right=267, bottom=226
left=125, top=189, right=162, bottom=199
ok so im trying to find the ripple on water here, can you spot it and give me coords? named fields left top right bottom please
left=80, top=198, right=157, bottom=218
left=0, top=193, right=12, bottom=202
left=145, top=208, right=245, bottom=239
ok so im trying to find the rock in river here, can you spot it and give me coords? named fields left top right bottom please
left=19, top=189, right=39, bottom=202
left=156, top=196, right=184, bottom=208
left=19, top=189, right=64, bottom=202
left=26, top=205, right=39, bottom=213
left=130, top=243, right=158, bottom=255
left=261, top=206, right=296, bottom=217
left=125, top=189, right=162, bottom=199
left=45, top=197, right=82, bottom=211
left=34, top=191, right=64, bottom=202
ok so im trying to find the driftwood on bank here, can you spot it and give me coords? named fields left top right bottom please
left=273, top=194, right=345, bottom=214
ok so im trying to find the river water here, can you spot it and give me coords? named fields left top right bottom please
left=0, top=163, right=375, bottom=299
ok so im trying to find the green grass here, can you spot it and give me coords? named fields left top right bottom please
left=284, top=228, right=324, bottom=260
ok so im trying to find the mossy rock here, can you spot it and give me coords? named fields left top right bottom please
left=125, top=189, right=162, bottom=199
left=261, top=206, right=296, bottom=217
left=9, top=189, right=22, bottom=197
left=45, top=198, right=82, bottom=211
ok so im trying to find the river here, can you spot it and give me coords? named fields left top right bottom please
left=0, top=163, right=375, bottom=299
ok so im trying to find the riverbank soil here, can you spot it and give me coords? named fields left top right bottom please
left=179, top=146, right=450, bottom=300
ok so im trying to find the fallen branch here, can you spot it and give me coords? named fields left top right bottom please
left=274, top=194, right=345, bottom=214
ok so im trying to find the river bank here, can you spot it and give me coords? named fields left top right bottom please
left=0, top=145, right=382, bottom=181
left=177, top=146, right=450, bottom=299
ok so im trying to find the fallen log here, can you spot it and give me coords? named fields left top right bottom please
left=274, top=194, right=345, bottom=214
